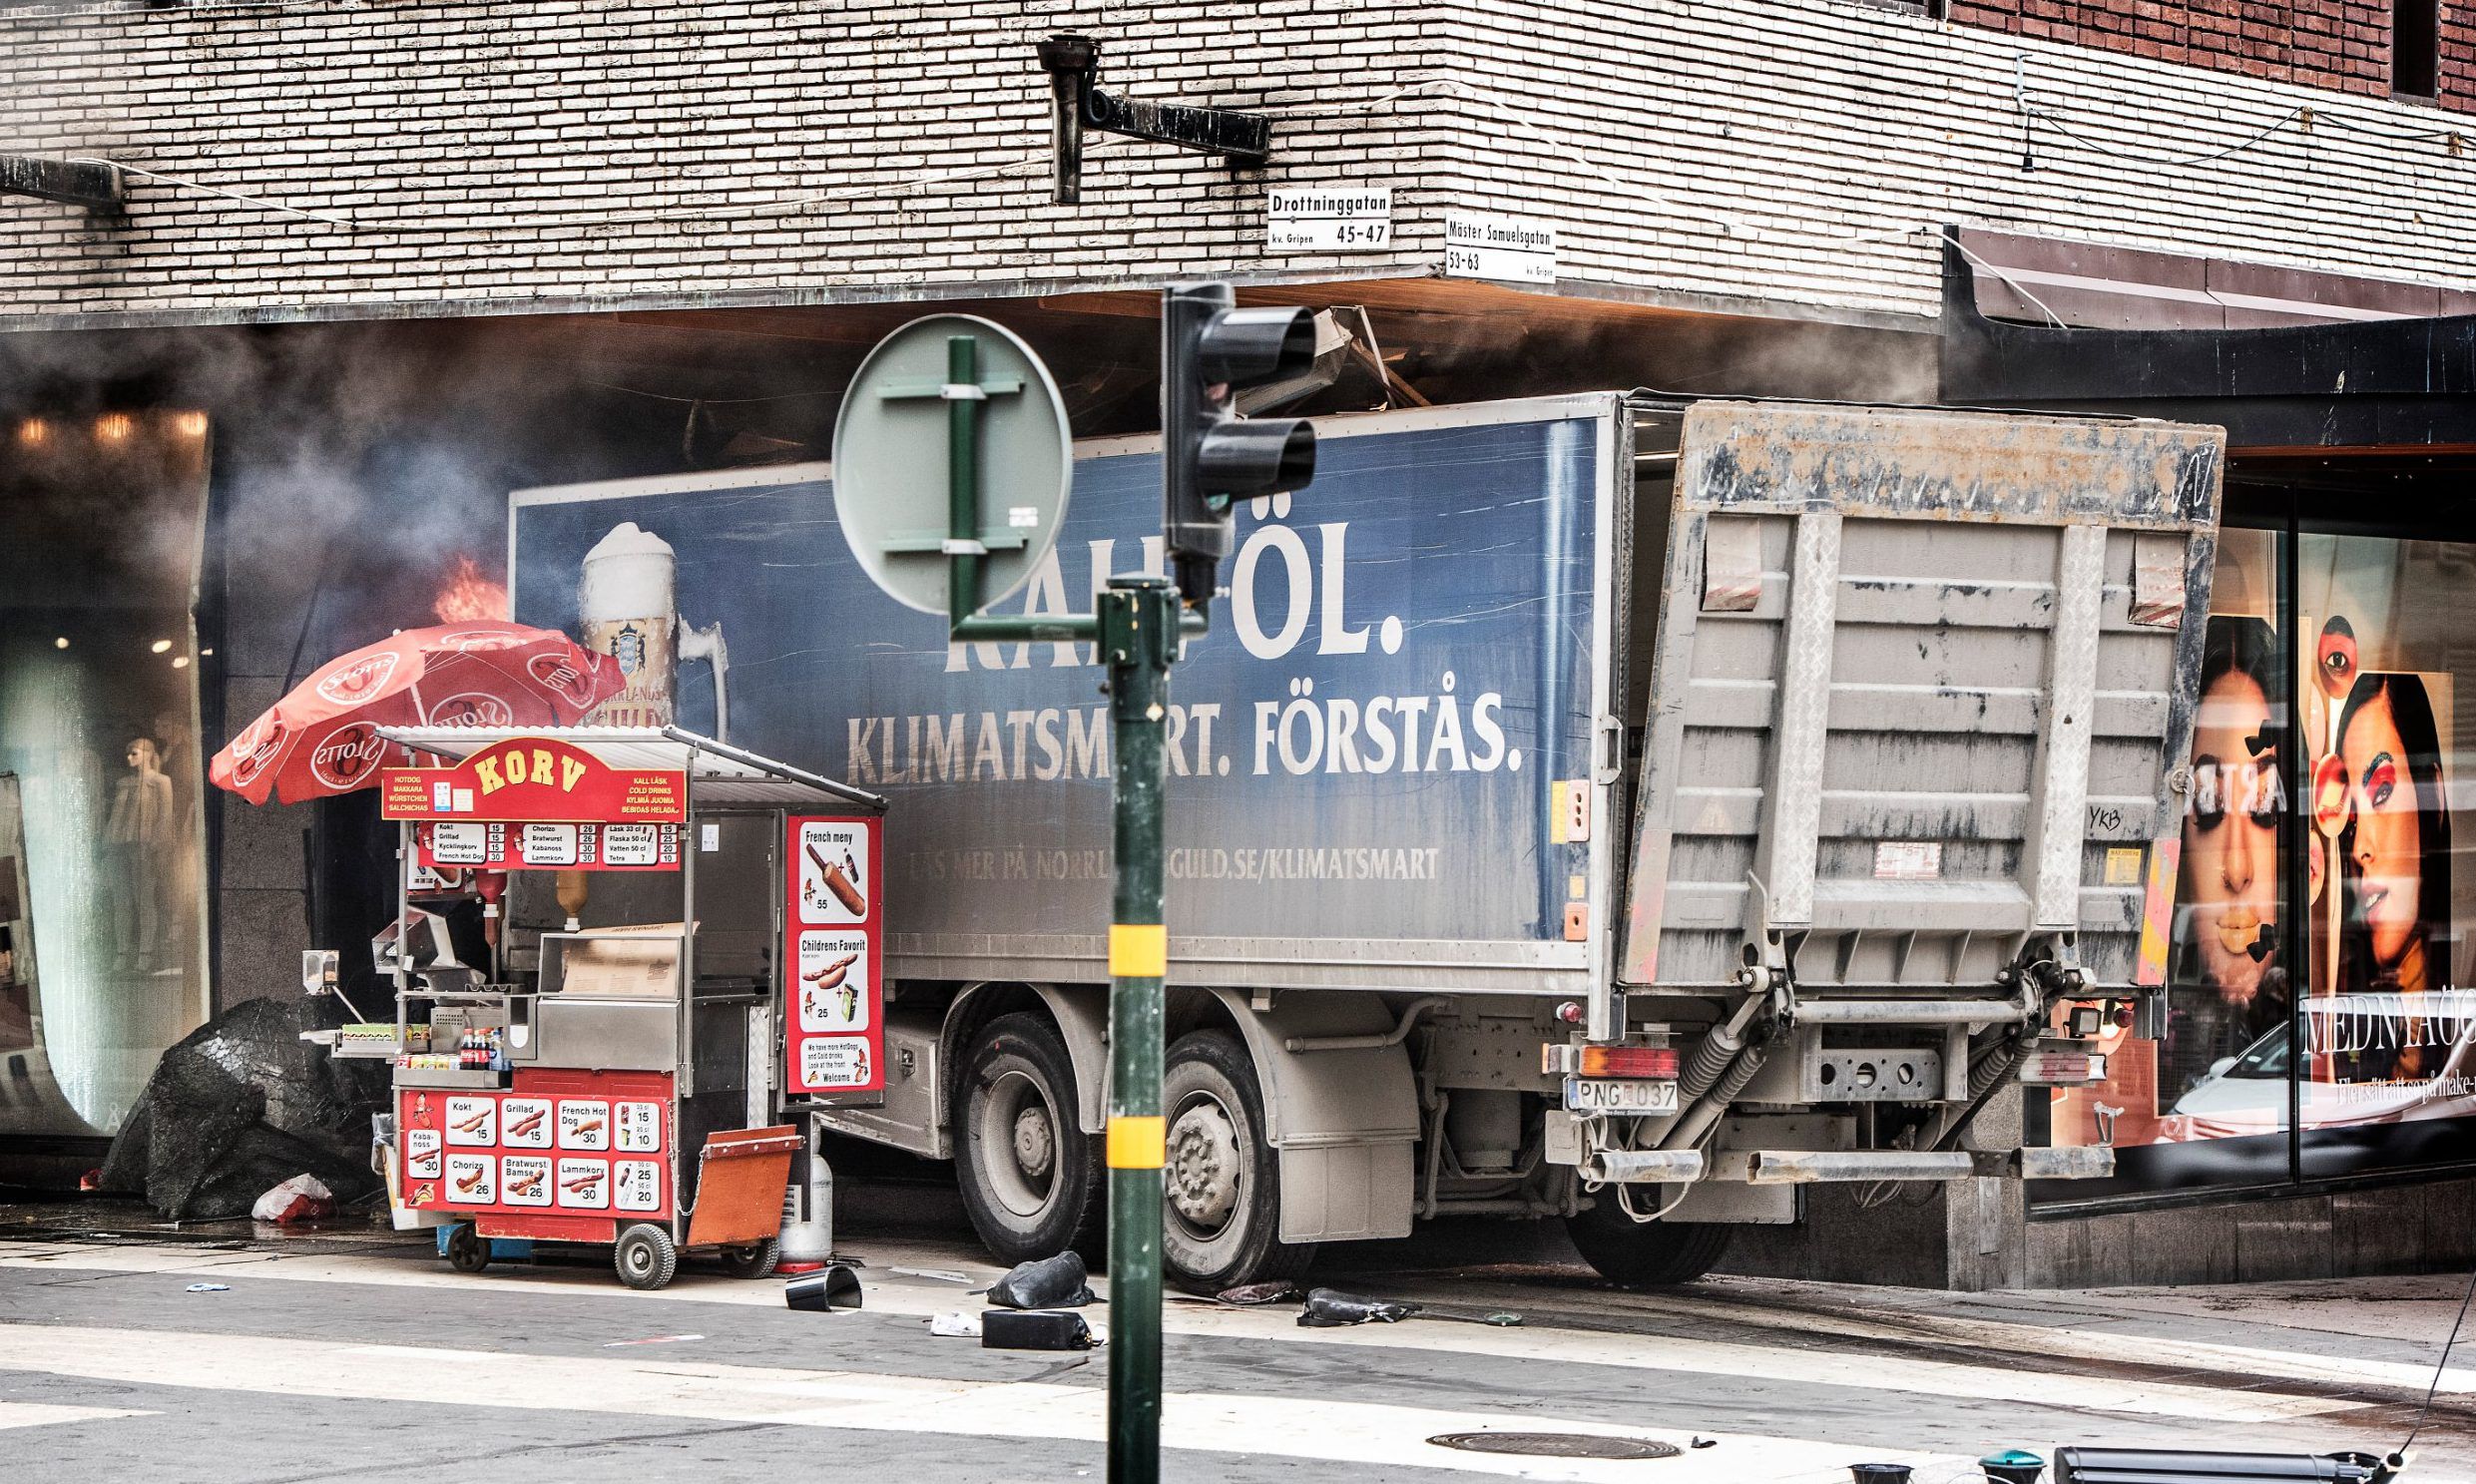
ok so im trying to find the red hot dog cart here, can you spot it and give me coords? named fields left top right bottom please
left=342, top=726, right=884, bottom=1289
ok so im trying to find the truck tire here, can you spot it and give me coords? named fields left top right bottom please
left=1161, top=1030, right=1315, bottom=1295
left=1565, top=1196, right=1733, bottom=1287
left=957, top=1012, right=1105, bottom=1266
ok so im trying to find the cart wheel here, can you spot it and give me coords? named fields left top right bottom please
left=445, top=1224, right=491, bottom=1274
left=613, top=1223, right=679, bottom=1290
left=719, top=1237, right=780, bottom=1280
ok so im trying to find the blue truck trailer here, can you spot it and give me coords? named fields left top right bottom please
left=507, top=393, right=2224, bottom=1289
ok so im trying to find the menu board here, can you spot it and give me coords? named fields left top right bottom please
left=784, top=814, right=884, bottom=1096
left=398, top=1069, right=672, bottom=1219
left=412, top=819, right=681, bottom=873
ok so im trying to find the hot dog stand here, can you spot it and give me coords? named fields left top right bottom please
left=320, top=725, right=886, bottom=1289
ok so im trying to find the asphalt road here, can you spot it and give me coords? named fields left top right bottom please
left=1, top=1171, right=2471, bottom=1483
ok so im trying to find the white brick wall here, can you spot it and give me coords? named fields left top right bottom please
left=2, top=0, right=2471, bottom=327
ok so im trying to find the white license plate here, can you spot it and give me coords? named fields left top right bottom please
left=1562, top=1077, right=1679, bottom=1115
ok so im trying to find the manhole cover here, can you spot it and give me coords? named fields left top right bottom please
left=1427, top=1432, right=1681, bottom=1460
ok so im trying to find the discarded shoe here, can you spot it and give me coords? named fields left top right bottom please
left=1215, top=1280, right=1302, bottom=1306
left=1297, top=1287, right=1420, bottom=1327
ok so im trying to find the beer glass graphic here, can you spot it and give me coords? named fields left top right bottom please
left=578, top=522, right=730, bottom=738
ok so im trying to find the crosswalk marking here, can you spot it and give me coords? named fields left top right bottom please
left=0, top=1401, right=154, bottom=1431
left=0, top=1241, right=2371, bottom=1424
left=0, top=1322, right=1952, bottom=1483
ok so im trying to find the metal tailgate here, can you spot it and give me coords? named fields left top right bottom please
left=1619, top=401, right=2225, bottom=997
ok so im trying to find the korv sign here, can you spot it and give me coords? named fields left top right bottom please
left=1267, top=186, right=1392, bottom=251
left=380, top=735, right=688, bottom=823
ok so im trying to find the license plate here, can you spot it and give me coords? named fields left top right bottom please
left=1563, top=1077, right=1679, bottom=1115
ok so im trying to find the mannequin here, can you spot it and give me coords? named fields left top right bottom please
left=106, top=736, right=175, bottom=973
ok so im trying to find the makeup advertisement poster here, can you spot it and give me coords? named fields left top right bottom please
left=2048, top=529, right=2476, bottom=1192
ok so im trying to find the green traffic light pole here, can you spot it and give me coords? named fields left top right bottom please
left=927, top=328, right=1187, bottom=1484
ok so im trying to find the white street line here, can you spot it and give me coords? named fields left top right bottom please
left=0, top=1240, right=2372, bottom=1422
left=1628, top=1287, right=2476, bottom=1399
left=0, top=1323, right=1949, bottom=1484
left=0, top=1401, right=154, bottom=1430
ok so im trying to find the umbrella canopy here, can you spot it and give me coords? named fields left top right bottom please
left=210, top=622, right=623, bottom=805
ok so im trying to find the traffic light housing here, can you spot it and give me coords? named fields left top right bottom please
left=1161, top=283, right=1317, bottom=609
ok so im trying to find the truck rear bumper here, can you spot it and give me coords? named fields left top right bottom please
left=1738, top=1146, right=2116, bottom=1183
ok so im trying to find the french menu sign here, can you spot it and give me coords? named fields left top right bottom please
left=784, top=814, right=883, bottom=1096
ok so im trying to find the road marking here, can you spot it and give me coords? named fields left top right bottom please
left=0, top=1322, right=1948, bottom=1483
left=0, top=1240, right=2370, bottom=1423
left=1609, top=1286, right=2476, bottom=1400
left=0, top=1401, right=153, bottom=1431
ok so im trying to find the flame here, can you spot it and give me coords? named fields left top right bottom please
left=433, top=554, right=511, bottom=623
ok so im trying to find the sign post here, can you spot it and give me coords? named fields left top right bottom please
left=835, top=297, right=1312, bottom=1484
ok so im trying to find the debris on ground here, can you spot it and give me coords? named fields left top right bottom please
left=783, top=1262, right=864, bottom=1311
left=928, top=1312, right=984, bottom=1338
left=982, top=1309, right=1096, bottom=1350
left=1297, top=1287, right=1420, bottom=1327
left=891, top=1266, right=974, bottom=1283
left=249, top=1174, right=335, bottom=1226
left=1214, top=1280, right=1302, bottom=1306
left=987, top=1251, right=1096, bottom=1309
left=184, top=1282, right=231, bottom=1292
left=99, top=997, right=385, bottom=1222
left=1410, top=1305, right=1523, bottom=1327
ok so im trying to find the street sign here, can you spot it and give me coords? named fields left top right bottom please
left=1443, top=211, right=1559, bottom=284
left=832, top=313, right=1073, bottom=618
left=1267, top=186, right=1392, bottom=251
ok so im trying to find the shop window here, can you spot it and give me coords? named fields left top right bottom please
left=2041, top=522, right=2476, bottom=1201
left=0, top=411, right=212, bottom=1139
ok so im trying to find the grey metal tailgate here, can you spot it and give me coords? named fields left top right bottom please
left=1618, top=401, right=2225, bottom=994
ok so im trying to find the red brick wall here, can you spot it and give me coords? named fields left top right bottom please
left=1946, top=1, right=2476, bottom=111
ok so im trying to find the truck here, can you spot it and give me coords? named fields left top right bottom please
left=506, top=393, right=2225, bottom=1290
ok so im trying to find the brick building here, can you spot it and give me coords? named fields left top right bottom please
left=4, top=0, right=2474, bottom=1287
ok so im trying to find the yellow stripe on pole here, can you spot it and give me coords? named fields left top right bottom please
left=1109, top=922, right=1168, bottom=978
left=1107, top=1116, right=1167, bottom=1170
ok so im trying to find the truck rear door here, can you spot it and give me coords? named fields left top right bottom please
left=1618, top=400, right=2225, bottom=1005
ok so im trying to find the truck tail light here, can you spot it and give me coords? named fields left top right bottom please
left=1578, top=1046, right=1679, bottom=1080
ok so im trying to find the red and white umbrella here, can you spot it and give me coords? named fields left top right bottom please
left=210, top=622, right=623, bottom=805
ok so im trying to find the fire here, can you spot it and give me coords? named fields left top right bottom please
left=433, top=554, right=511, bottom=623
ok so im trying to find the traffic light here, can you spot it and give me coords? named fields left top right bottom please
left=1161, top=282, right=1317, bottom=609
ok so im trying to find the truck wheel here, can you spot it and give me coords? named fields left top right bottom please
left=614, top=1223, right=679, bottom=1290
left=1161, top=1030, right=1315, bottom=1295
left=445, top=1223, right=490, bottom=1274
left=1565, top=1195, right=1733, bottom=1287
left=957, top=1012, right=1105, bottom=1266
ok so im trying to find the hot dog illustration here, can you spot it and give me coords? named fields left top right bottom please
left=453, top=1166, right=489, bottom=1197
left=504, top=1168, right=544, bottom=1198
left=803, top=951, right=858, bottom=985
left=571, top=1116, right=604, bottom=1139
left=505, top=1108, right=547, bottom=1140
left=561, top=1168, right=607, bottom=1198
left=451, top=1106, right=493, bottom=1135
left=805, top=842, right=866, bottom=916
